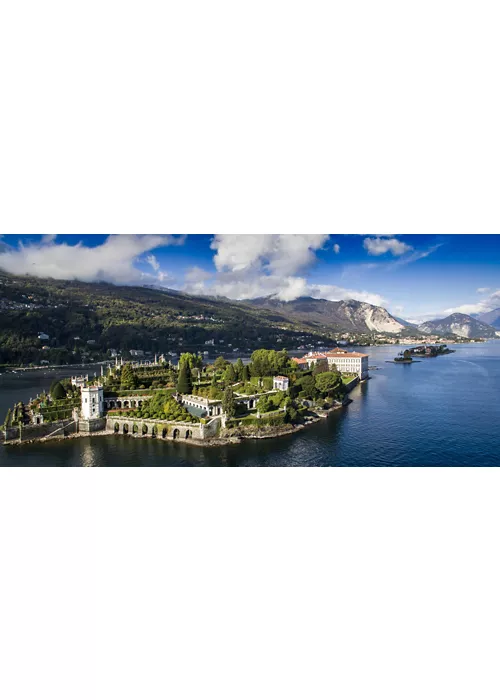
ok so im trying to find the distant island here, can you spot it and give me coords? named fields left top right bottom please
left=0, top=348, right=368, bottom=447
left=390, top=344, right=455, bottom=364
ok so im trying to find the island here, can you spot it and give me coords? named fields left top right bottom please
left=409, top=344, right=455, bottom=357
left=393, top=350, right=414, bottom=364
left=0, top=349, right=369, bottom=446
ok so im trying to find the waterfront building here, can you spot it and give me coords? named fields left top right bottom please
left=81, top=385, right=104, bottom=419
left=293, top=349, right=369, bottom=379
left=324, top=351, right=369, bottom=379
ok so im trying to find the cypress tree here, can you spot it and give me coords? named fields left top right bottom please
left=224, top=363, right=236, bottom=384
left=242, top=364, right=250, bottom=382
left=222, top=387, right=235, bottom=418
left=177, top=363, right=193, bottom=394
left=235, top=358, right=244, bottom=381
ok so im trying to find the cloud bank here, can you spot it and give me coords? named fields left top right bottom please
left=0, top=235, right=183, bottom=285
left=185, top=234, right=386, bottom=306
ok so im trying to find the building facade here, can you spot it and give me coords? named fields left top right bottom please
left=273, top=376, right=290, bottom=391
left=81, top=385, right=104, bottom=419
left=324, top=351, right=369, bottom=379
left=292, top=350, right=369, bottom=379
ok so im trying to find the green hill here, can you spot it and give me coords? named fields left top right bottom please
left=0, top=273, right=331, bottom=365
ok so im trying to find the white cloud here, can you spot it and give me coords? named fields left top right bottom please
left=440, top=289, right=500, bottom=317
left=477, top=287, right=491, bottom=294
left=0, top=235, right=183, bottom=285
left=211, top=234, right=330, bottom=276
left=333, top=243, right=340, bottom=254
left=183, top=234, right=388, bottom=306
left=363, top=236, right=413, bottom=256
left=146, top=254, right=160, bottom=272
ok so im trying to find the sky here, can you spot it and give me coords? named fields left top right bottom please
left=0, top=234, right=499, bottom=322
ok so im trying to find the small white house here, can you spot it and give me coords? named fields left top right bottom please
left=38, top=332, right=50, bottom=341
left=273, top=376, right=290, bottom=391
left=81, top=385, right=104, bottom=420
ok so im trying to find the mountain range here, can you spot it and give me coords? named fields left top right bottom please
left=1, top=271, right=500, bottom=367
left=244, top=296, right=408, bottom=334
left=417, top=313, right=499, bottom=338
left=475, top=308, right=500, bottom=329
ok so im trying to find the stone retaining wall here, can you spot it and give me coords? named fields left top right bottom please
left=105, top=416, right=220, bottom=441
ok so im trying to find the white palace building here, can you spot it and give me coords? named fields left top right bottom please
left=293, top=350, right=369, bottom=380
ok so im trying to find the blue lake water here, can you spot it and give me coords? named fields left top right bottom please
left=1, top=342, right=500, bottom=467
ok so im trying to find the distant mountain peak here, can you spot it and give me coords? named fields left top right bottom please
left=418, top=313, right=498, bottom=338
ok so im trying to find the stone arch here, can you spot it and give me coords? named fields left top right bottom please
left=114, top=422, right=119, bottom=433
left=162, top=426, right=168, bottom=439
left=142, top=424, right=148, bottom=435
left=185, top=429, right=192, bottom=440
left=173, top=428, right=180, bottom=440
left=132, top=423, right=138, bottom=434
left=151, top=425, right=157, bottom=438
left=123, top=424, right=129, bottom=434
left=123, top=400, right=129, bottom=408
left=117, top=401, right=122, bottom=409
left=138, top=400, right=143, bottom=408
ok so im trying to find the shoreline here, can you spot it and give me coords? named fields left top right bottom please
left=2, top=401, right=350, bottom=449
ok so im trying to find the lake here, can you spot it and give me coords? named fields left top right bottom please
left=1, top=343, right=500, bottom=467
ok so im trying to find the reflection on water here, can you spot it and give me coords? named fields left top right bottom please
left=2, top=344, right=500, bottom=467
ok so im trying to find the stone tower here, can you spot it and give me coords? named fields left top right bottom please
left=81, top=385, right=104, bottom=420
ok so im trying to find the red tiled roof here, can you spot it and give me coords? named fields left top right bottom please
left=325, top=351, right=368, bottom=358
left=274, top=375, right=289, bottom=380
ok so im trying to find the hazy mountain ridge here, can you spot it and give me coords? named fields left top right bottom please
left=418, top=313, right=499, bottom=338
left=243, top=296, right=410, bottom=334
left=476, top=307, right=500, bottom=329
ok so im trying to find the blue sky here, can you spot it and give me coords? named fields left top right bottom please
left=1, top=234, right=499, bottom=322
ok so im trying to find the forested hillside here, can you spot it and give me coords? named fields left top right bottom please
left=0, top=273, right=330, bottom=365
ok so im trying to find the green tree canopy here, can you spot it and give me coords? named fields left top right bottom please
left=179, top=352, right=203, bottom=371
left=314, top=371, right=342, bottom=397
left=121, top=363, right=138, bottom=390
left=214, top=356, right=228, bottom=372
left=222, top=386, right=236, bottom=418
left=177, top=362, right=193, bottom=394
left=50, top=381, right=67, bottom=400
left=224, top=363, right=236, bottom=384
left=234, top=357, right=244, bottom=381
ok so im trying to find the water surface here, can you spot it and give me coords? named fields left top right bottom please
left=1, top=343, right=499, bottom=467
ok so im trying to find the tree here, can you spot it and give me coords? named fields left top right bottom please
left=121, top=363, right=138, bottom=390
left=222, top=386, right=236, bottom=418
left=51, top=381, right=67, bottom=400
left=298, top=375, right=316, bottom=397
left=224, top=363, right=236, bottom=384
left=314, top=371, right=342, bottom=397
left=235, top=357, right=244, bottom=381
left=214, top=356, right=228, bottom=372
left=177, top=363, right=193, bottom=394
left=242, top=364, right=250, bottom=382
left=256, top=395, right=273, bottom=413
left=250, top=349, right=271, bottom=377
left=179, top=352, right=203, bottom=371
